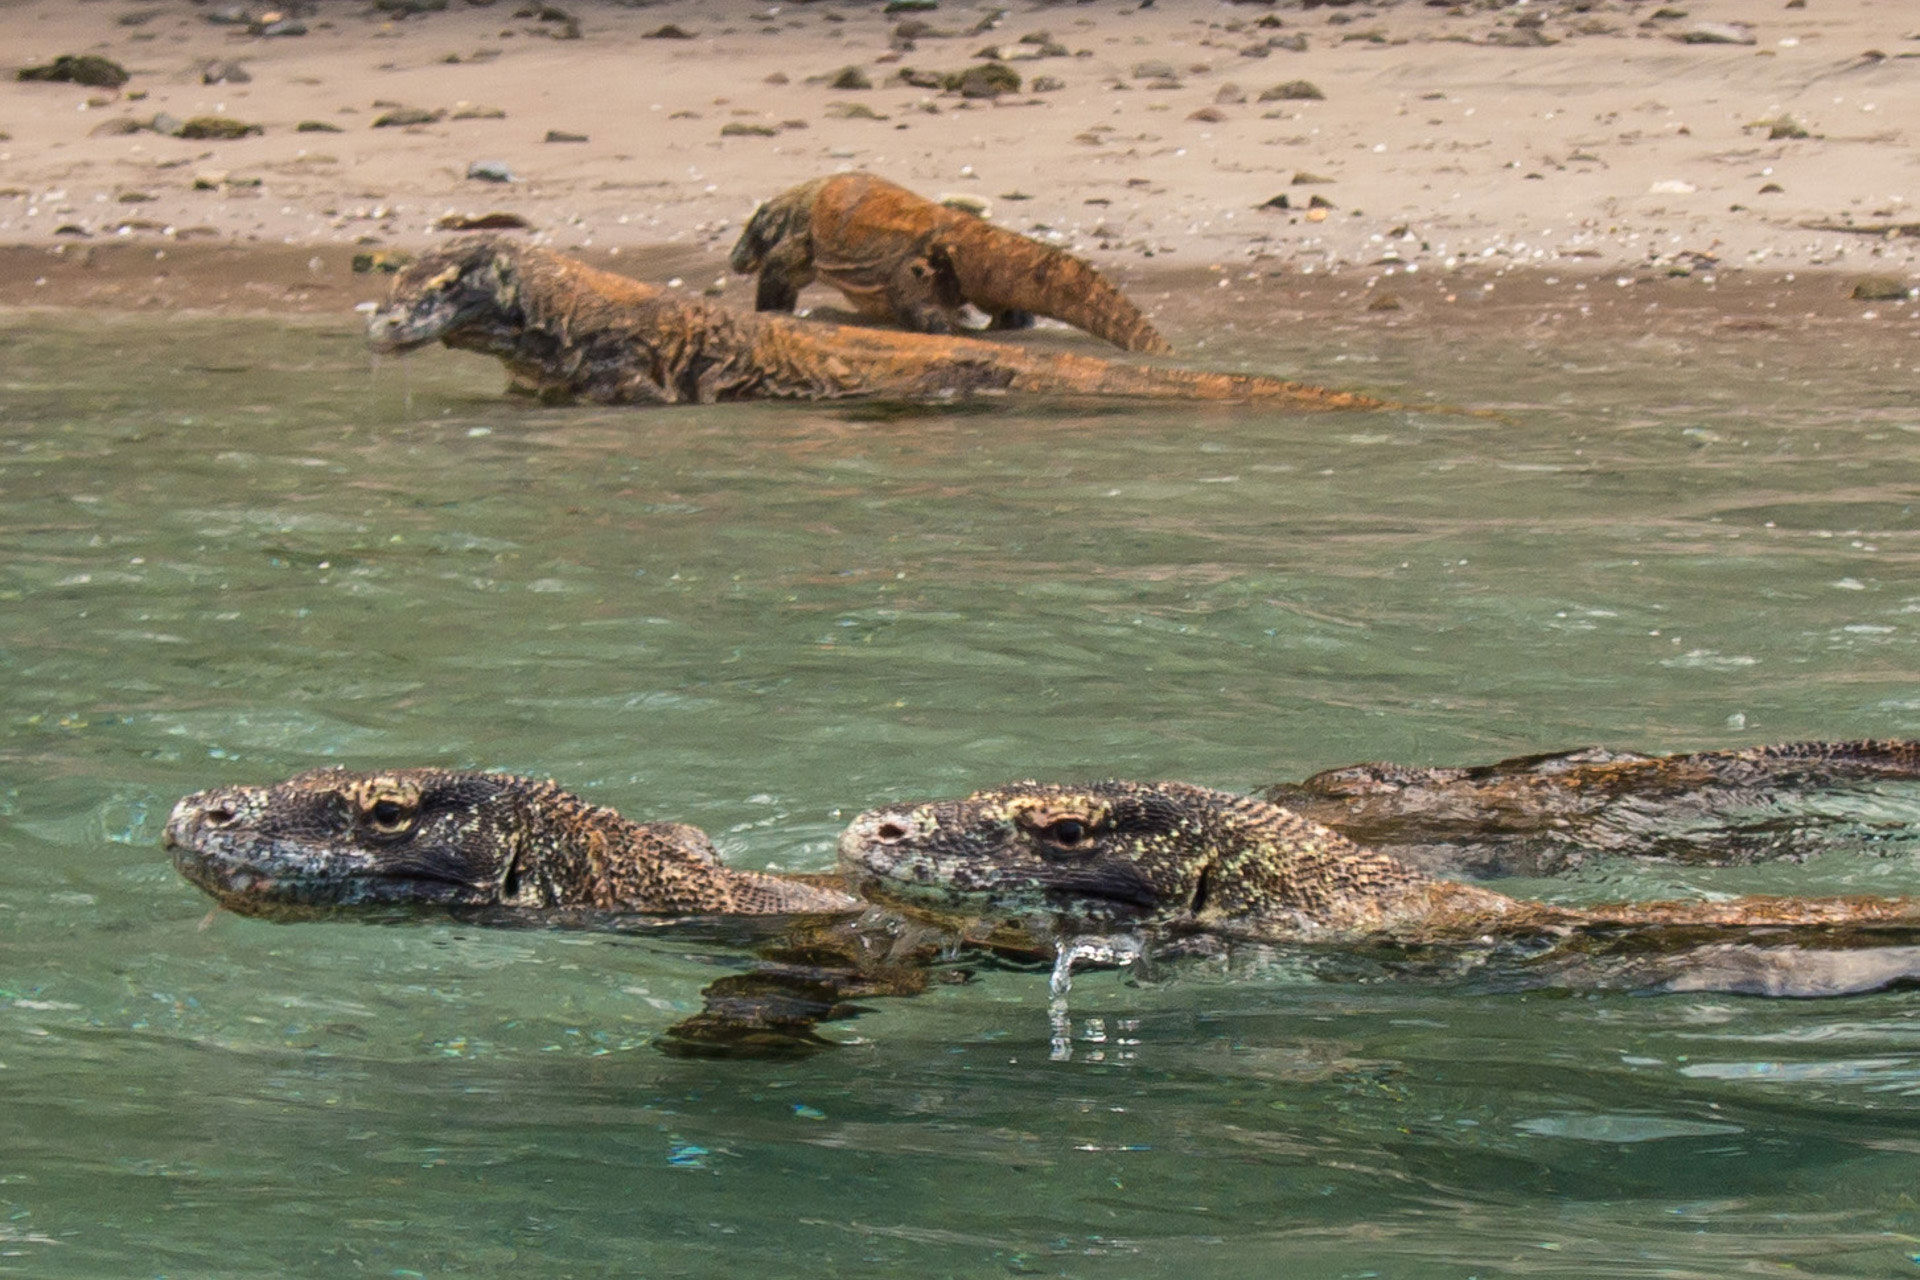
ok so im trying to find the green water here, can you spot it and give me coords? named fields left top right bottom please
left=1, top=305, right=1917, bottom=1277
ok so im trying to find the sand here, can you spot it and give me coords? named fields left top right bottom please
left=0, top=0, right=1915, bottom=330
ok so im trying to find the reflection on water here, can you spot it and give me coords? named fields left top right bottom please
left=0, top=307, right=1917, bottom=1276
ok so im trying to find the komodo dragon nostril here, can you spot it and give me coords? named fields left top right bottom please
left=874, top=818, right=912, bottom=843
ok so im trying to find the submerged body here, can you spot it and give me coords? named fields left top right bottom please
left=367, top=238, right=1384, bottom=408
left=1270, top=738, right=1920, bottom=876
left=730, top=173, right=1172, bottom=353
left=166, top=767, right=859, bottom=918
left=840, top=779, right=1920, bottom=958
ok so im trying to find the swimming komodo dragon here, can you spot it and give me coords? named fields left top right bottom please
left=729, top=172, right=1172, bottom=353
left=841, top=780, right=1920, bottom=994
left=166, top=767, right=860, bottom=918
left=1268, top=737, right=1920, bottom=877
left=367, top=238, right=1383, bottom=408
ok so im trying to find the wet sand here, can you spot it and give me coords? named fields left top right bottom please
left=0, top=0, right=1914, bottom=335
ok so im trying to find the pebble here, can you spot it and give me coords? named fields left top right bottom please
left=202, top=61, right=251, bottom=86
left=466, top=160, right=515, bottom=183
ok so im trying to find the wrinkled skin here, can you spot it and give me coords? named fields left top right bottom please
left=841, top=780, right=1920, bottom=996
left=367, top=237, right=1388, bottom=408
left=729, top=173, right=1173, bottom=353
left=166, top=767, right=859, bottom=918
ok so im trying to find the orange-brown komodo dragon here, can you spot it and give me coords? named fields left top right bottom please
left=368, top=239, right=1377, bottom=407
left=729, top=173, right=1172, bottom=353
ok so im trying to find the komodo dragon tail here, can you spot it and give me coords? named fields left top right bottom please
left=997, top=348, right=1391, bottom=408
left=935, top=220, right=1174, bottom=355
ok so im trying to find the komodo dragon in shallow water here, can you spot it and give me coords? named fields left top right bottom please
left=840, top=780, right=1920, bottom=971
left=729, top=173, right=1172, bottom=353
left=367, top=238, right=1385, bottom=408
left=1269, top=738, right=1920, bottom=877
left=165, top=767, right=859, bottom=918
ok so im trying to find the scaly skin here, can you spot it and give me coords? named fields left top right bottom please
left=730, top=173, right=1173, bottom=353
left=1268, top=738, right=1920, bottom=875
left=368, top=239, right=1378, bottom=407
left=839, top=780, right=1920, bottom=948
left=165, top=767, right=860, bottom=918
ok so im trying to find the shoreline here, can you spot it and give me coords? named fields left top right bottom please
left=0, top=0, right=1912, bottom=329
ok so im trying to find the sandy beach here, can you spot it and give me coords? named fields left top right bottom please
left=0, top=0, right=1914, bottom=333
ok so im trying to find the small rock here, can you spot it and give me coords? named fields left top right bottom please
left=202, top=60, right=251, bottom=86
left=297, top=120, right=344, bottom=133
left=254, top=19, right=307, bottom=37
left=543, top=129, right=588, bottom=143
left=1269, top=33, right=1309, bottom=53
left=436, top=211, right=532, bottom=231
left=1764, top=115, right=1809, bottom=140
left=178, top=116, right=263, bottom=140
left=466, top=159, right=515, bottom=183
left=1131, top=59, right=1177, bottom=79
left=1758, top=181, right=1784, bottom=194
left=1215, top=83, right=1246, bottom=105
left=1187, top=106, right=1226, bottom=122
left=828, top=65, right=873, bottom=90
left=191, top=171, right=228, bottom=190
left=1030, top=75, right=1064, bottom=92
left=149, top=112, right=183, bottom=137
left=450, top=103, right=507, bottom=120
left=894, top=67, right=944, bottom=89
left=1292, top=171, right=1334, bottom=185
left=1258, top=79, right=1324, bottom=102
left=826, top=102, right=887, bottom=119
left=89, top=117, right=144, bottom=137
left=372, top=107, right=444, bottom=128
left=1257, top=193, right=1291, bottom=211
left=1307, top=194, right=1335, bottom=210
left=18, top=55, right=131, bottom=89
left=351, top=250, right=415, bottom=274
left=947, top=63, right=1020, bottom=98
left=1677, top=21, right=1755, bottom=44
left=1850, top=275, right=1912, bottom=301
left=894, top=20, right=943, bottom=40
left=1366, top=293, right=1403, bottom=312
left=720, top=122, right=778, bottom=137
left=764, top=72, right=789, bottom=85
left=883, top=0, right=939, bottom=11
left=643, top=24, right=695, bottom=39
left=117, top=189, right=156, bottom=203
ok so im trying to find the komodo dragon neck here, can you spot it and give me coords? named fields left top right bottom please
left=166, top=767, right=858, bottom=918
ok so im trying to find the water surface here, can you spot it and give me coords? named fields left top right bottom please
left=1, top=305, right=1917, bottom=1276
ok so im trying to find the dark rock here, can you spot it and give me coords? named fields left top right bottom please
left=893, top=67, right=944, bottom=88
left=884, top=0, right=938, bottom=11
left=202, top=60, right=251, bottom=85
left=644, top=24, right=694, bottom=39
left=1765, top=116, right=1809, bottom=140
left=1850, top=275, right=1912, bottom=302
left=1258, top=79, right=1323, bottom=101
left=1292, top=170, right=1334, bottom=184
left=828, top=65, right=873, bottom=90
left=18, top=55, right=131, bottom=89
left=1188, top=106, right=1226, bottom=122
left=373, top=107, right=445, bottom=128
left=1257, top=193, right=1290, bottom=210
left=297, top=120, right=344, bottom=133
left=177, top=116, right=263, bottom=139
left=720, top=122, right=778, bottom=136
left=1677, top=21, right=1755, bottom=44
left=375, top=0, right=448, bottom=12
left=1366, top=293, right=1403, bottom=311
left=947, top=62, right=1019, bottom=98
left=544, top=129, right=588, bottom=142
left=435, top=211, right=532, bottom=231
left=466, top=159, right=515, bottom=182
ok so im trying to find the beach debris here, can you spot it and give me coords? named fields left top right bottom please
left=436, top=211, right=532, bottom=232
left=297, top=120, right=344, bottom=133
left=373, top=106, right=443, bottom=128
left=720, top=122, right=778, bottom=137
left=1648, top=178, right=1696, bottom=195
left=450, top=103, right=507, bottom=120
left=18, top=55, right=130, bottom=89
left=1677, top=21, right=1756, bottom=45
left=948, top=62, right=1020, bottom=98
left=1799, top=220, right=1920, bottom=238
left=202, top=60, right=251, bottom=86
left=466, top=160, right=515, bottom=183
left=1258, top=79, right=1324, bottom=101
left=544, top=129, right=588, bottom=143
left=1850, top=275, right=1913, bottom=301
left=177, top=116, right=263, bottom=140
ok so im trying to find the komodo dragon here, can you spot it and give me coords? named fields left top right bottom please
left=840, top=780, right=1920, bottom=992
left=367, top=238, right=1384, bottom=408
left=729, top=173, right=1172, bottom=353
left=165, top=767, right=859, bottom=918
left=1268, top=738, right=1920, bottom=876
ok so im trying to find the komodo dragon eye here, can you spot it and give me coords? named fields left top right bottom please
left=364, top=796, right=417, bottom=835
left=1044, top=818, right=1088, bottom=847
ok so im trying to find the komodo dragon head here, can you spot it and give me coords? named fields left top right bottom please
left=167, top=767, right=859, bottom=918
left=367, top=239, right=519, bottom=354
left=838, top=779, right=1501, bottom=943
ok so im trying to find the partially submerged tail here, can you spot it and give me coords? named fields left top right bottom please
left=938, top=221, right=1174, bottom=355
left=1002, top=348, right=1391, bottom=408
